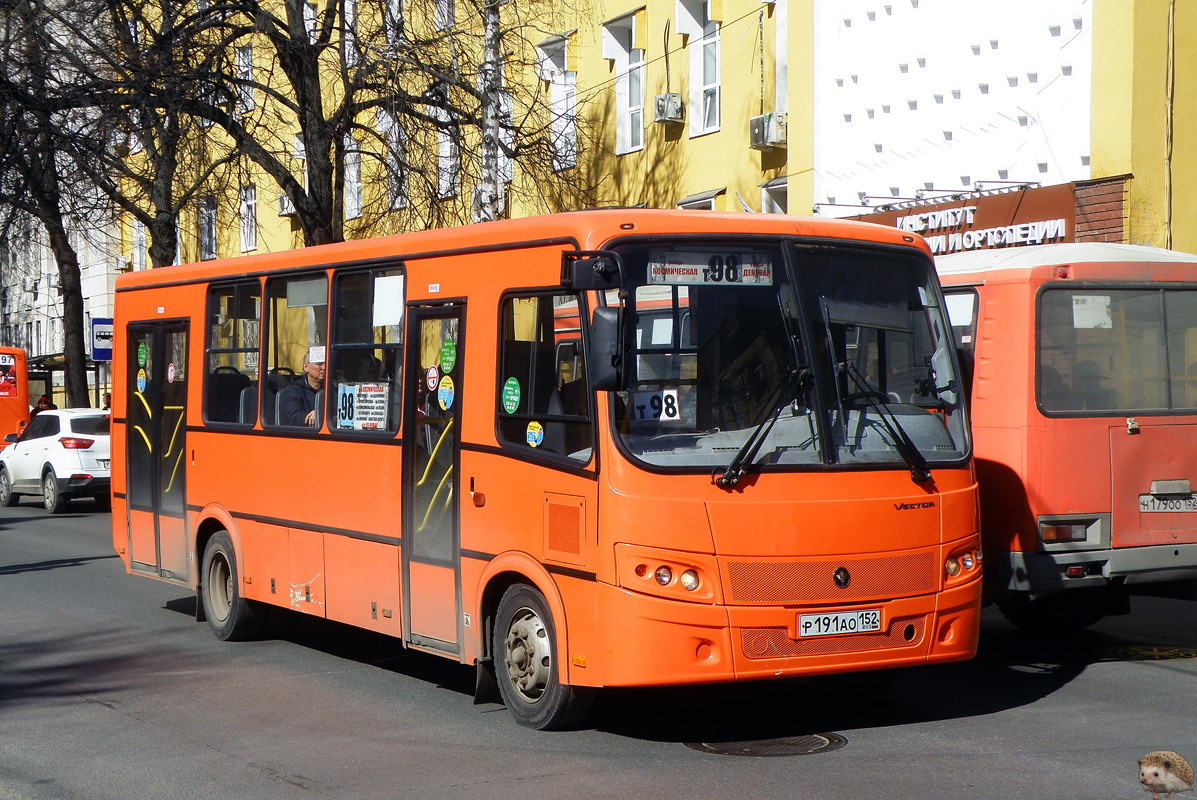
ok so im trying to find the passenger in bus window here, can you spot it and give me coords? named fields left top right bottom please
left=278, top=348, right=325, bottom=426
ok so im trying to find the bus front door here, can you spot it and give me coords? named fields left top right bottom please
left=125, top=323, right=190, bottom=583
left=402, top=305, right=464, bottom=655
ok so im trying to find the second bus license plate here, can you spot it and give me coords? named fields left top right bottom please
left=1139, top=494, right=1197, bottom=512
left=797, top=608, right=882, bottom=638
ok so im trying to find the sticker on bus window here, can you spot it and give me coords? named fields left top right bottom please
left=337, top=382, right=389, bottom=430
left=137, top=341, right=147, bottom=367
left=440, top=340, right=457, bottom=373
left=438, top=375, right=455, bottom=410
left=136, top=369, right=147, bottom=393
left=1072, top=295, right=1112, bottom=329
left=630, top=389, right=681, bottom=425
left=502, top=377, right=521, bottom=414
left=647, top=251, right=773, bottom=286
left=167, top=363, right=176, bottom=383
left=425, top=365, right=439, bottom=391
left=526, top=420, right=544, bottom=447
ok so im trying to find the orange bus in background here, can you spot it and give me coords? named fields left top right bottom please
left=112, top=210, right=981, bottom=729
left=0, top=347, right=30, bottom=437
left=938, top=243, right=1197, bottom=630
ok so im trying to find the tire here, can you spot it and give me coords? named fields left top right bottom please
left=42, top=470, right=66, bottom=514
left=201, top=531, right=265, bottom=641
left=493, top=584, right=594, bottom=730
left=94, top=494, right=111, bottom=511
left=0, top=468, right=17, bottom=507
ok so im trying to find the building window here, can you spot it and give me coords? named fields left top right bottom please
left=236, top=46, right=254, bottom=114
left=434, top=0, right=453, bottom=30
left=343, top=0, right=358, bottom=67
left=304, top=1, right=318, bottom=44
left=240, top=185, right=257, bottom=252
left=603, top=13, right=643, bottom=155
left=133, top=219, right=147, bottom=271
left=199, top=198, right=217, bottom=261
left=539, top=36, right=576, bottom=171
left=376, top=107, right=407, bottom=209
left=679, top=0, right=720, bottom=135
left=762, top=180, right=787, bottom=213
left=386, top=0, right=403, bottom=45
left=429, top=102, right=458, bottom=199
left=344, top=137, right=362, bottom=219
left=676, top=187, right=724, bottom=210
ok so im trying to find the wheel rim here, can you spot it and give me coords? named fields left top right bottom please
left=206, top=552, right=233, bottom=623
left=0, top=472, right=9, bottom=502
left=503, top=605, right=550, bottom=704
left=43, top=475, right=55, bottom=508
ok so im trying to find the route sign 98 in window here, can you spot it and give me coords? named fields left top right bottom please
left=647, top=251, right=773, bottom=286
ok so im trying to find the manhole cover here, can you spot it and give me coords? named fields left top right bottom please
left=1099, top=646, right=1197, bottom=662
left=685, top=733, right=848, bottom=757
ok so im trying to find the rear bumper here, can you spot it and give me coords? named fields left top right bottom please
left=992, top=544, right=1197, bottom=597
left=65, top=474, right=110, bottom=497
left=589, top=577, right=980, bottom=688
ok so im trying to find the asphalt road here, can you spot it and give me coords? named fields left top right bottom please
left=2, top=500, right=1196, bottom=800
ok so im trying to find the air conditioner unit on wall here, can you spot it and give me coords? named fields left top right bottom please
left=654, top=93, right=684, bottom=123
left=749, top=112, right=787, bottom=150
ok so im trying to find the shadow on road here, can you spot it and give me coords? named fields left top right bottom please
left=153, top=596, right=1197, bottom=743
left=0, top=553, right=119, bottom=576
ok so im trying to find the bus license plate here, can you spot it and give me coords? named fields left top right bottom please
left=1139, top=494, right=1197, bottom=512
left=798, top=609, right=882, bottom=638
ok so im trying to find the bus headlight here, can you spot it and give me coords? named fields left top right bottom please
left=944, top=557, right=961, bottom=577
left=654, top=566, right=673, bottom=586
left=679, top=569, right=700, bottom=591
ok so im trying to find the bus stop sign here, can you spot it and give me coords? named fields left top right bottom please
left=92, top=318, right=114, bottom=361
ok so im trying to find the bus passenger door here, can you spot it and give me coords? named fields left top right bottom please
left=402, top=305, right=464, bottom=655
left=125, top=323, right=190, bottom=583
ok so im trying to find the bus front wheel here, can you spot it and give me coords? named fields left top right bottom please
left=493, top=584, right=594, bottom=730
left=201, top=531, right=264, bottom=641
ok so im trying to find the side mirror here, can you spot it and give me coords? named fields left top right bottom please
left=589, top=306, right=624, bottom=391
left=4, top=433, right=17, bottom=443
left=562, top=251, right=623, bottom=291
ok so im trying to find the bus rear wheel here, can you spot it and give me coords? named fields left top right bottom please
left=493, top=584, right=594, bottom=730
left=201, top=531, right=264, bottom=641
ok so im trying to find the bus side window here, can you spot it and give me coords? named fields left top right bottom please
left=263, top=273, right=328, bottom=429
left=205, top=282, right=261, bottom=424
left=328, top=269, right=404, bottom=434
left=496, top=292, right=592, bottom=463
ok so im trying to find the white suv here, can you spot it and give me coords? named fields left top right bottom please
left=0, top=409, right=111, bottom=513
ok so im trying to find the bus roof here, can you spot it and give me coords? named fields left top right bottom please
left=935, top=242, right=1197, bottom=276
left=115, top=209, right=928, bottom=291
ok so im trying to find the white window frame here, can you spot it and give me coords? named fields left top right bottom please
left=762, top=181, right=787, bottom=214
left=429, top=104, right=458, bottom=198
left=236, top=45, right=254, bottom=115
left=344, top=137, right=362, bottom=219
left=603, top=14, right=643, bottom=155
left=434, top=0, right=453, bottom=30
left=133, top=219, right=147, bottom=271
left=304, top=1, right=318, bottom=44
left=678, top=0, right=720, bottom=136
left=386, top=0, right=403, bottom=46
left=343, top=0, right=358, bottom=67
left=199, top=199, right=217, bottom=261
left=538, top=36, right=577, bottom=171
left=376, top=108, right=407, bottom=209
left=240, top=185, right=257, bottom=252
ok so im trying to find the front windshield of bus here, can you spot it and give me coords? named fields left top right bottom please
left=606, top=239, right=969, bottom=474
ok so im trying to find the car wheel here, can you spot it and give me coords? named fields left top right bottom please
left=94, top=494, right=111, bottom=511
left=201, top=531, right=265, bottom=641
left=42, top=470, right=66, bottom=514
left=0, top=468, right=17, bottom=507
left=493, top=584, right=594, bottom=730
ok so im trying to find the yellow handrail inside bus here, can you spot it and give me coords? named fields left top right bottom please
left=134, top=392, right=152, bottom=419
left=416, top=419, right=454, bottom=487
left=417, top=465, right=454, bottom=532
left=164, top=450, right=183, bottom=494
left=164, top=406, right=184, bottom=459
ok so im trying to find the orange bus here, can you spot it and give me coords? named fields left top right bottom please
left=0, top=347, right=30, bottom=438
left=938, top=243, right=1197, bottom=630
left=112, top=210, right=981, bottom=729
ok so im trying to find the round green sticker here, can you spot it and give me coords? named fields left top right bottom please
left=439, top=340, right=457, bottom=373
left=502, top=377, right=521, bottom=414
left=137, top=341, right=148, bottom=368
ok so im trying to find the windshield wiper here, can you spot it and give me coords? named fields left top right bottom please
left=715, top=368, right=808, bottom=489
left=842, top=361, right=932, bottom=484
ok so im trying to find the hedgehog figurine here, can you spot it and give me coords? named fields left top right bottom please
left=1140, top=751, right=1195, bottom=800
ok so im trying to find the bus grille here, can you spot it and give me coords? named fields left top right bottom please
left=740, top=616, right=925, bottom=659
left=725, top=552, right=937, bottom=604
